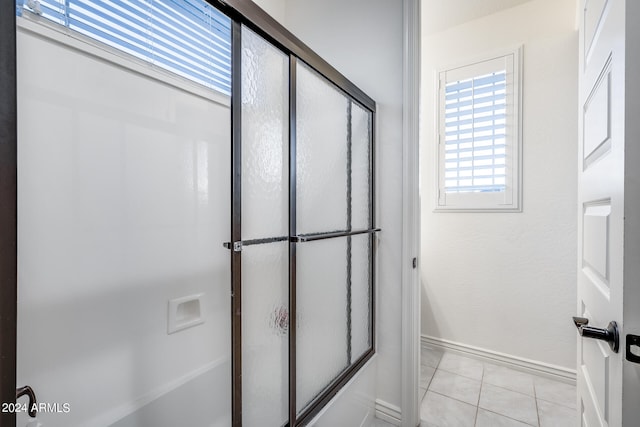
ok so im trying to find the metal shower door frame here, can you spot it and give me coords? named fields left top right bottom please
left=222, top=2, right=377, bottom=425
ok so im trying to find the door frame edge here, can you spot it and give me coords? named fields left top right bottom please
left=0, top=2, right=18, bottom=425
left=401, top=0, right=421, bottom=426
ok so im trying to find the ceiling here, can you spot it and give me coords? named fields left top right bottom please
left=422, top=0, right=535, bottom=35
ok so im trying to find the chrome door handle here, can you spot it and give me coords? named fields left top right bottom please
left=16, top=385, right=37, bottom=418
left=573, top=316, right=620, bottom=352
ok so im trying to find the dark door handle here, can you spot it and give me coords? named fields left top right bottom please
left=626, top=334, right=640, bottom=363
left=16, top=385, right=37, bottom=418
left=573, top=316, right=619, bottom=353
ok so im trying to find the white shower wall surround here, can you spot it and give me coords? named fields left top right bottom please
left=17, top=20, right=232, bottom=426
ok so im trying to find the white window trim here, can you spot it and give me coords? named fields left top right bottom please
left=434, top=46, right=523, bottom=213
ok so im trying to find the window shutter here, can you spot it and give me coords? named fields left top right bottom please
left=442, top=70, right=507, bottom=193
left=436, top=49, right=522, bottom=212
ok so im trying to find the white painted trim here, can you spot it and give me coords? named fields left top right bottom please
left=375, top=399, right=402, bottom=426
left=401, top=1, right=421, bottom=427
left=421, top=335, right=577, bottom=384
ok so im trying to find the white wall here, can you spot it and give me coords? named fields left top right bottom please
left=17, top=20, right=231, bottom=427
left=420, top=0, right=578, bottom=369
left=282, top=0, right=405, bottom=416
left=251, top=0, right=286, bottom=25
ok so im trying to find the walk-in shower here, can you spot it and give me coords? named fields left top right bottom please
left=7, top=0, right=377, bottom=426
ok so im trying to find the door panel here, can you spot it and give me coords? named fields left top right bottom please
left=240, top=242, right=289, bottom=426
left=577, top=0, right=623, bottom=425
left=239, top=24, right=290, bottom=427
left=582, top=65, right=611, bottom=168
left=349, top=234, right=372, bottom=363
left=296, top=237, right=350, bottom=414
left=582, top=202, right=610, bottom=287
left=350, top=103, right=372, bottom=232
left=293, top=59, right=375, bottom=420
left=241, top=26, right=289, bottom=242
left=296, top=62, right=349, bottom=235
left=584, top=0, right=608, bottom=61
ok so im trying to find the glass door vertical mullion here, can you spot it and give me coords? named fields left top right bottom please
left=230, top=18, right=243, bottom=427
left=288, top=54, right=298, bottom=426
left=369, top=112, right=376, bottom=353
left=346, top=101, right=353, bottom=365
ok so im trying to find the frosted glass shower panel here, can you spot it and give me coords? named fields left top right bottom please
left=296, top=63, right=349, bottom=234
left=350, top=102, right=372, bottom=231
left=241, top=25, right=289, bottom=240
left=350, top=234, right=372, bottom=362
left=241, top=242, right=289, bottom=426
left=296, top=238, right=350, bottom=414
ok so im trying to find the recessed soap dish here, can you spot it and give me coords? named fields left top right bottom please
left=168, top=294, right=204, bottom=334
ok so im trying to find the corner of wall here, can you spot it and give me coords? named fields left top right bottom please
left=420, top=0, right=579, bottom=370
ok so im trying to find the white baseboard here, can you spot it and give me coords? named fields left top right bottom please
left=375, top=399, right=402, bottom=426
left=421, top=335, right=577, bottom=385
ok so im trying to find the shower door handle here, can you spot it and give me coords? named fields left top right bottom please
left=292, top=228, right=381, bottom=242
left=224, top=229, right=381, bottom=249
left=16, top=385, right=37, bottom=418
left=573, top=316, right=620, bottom=352
left=223, top=236, right=289, bottom=252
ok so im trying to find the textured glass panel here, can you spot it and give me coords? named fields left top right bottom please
left=350, top=234, right=371, bottom=362
left=242, top=241, right=289, bottom=426
left=351, top=102, right=371, bottom=231
left=296, top=238, right=349, bottom=413
left=296, top=62, right=349, bottom=234
left=241, top=25, right=289, bottom=240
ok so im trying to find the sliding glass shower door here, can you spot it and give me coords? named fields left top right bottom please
left=233, top=23, right=376, bottom=426
left=238, top=25, right=289, bottom=427
left=295, top=63, right=373, bottom=416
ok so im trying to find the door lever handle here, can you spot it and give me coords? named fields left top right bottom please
left=16, top=385, right=37, bottom=418
left=573, top=316, right=619, bottom=353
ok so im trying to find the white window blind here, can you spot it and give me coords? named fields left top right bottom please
left=16, top=0, right=232, bottom=95
left=436, top=49, right=521, bottom=212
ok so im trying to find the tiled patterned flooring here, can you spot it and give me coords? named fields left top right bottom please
left=420, top=344, right=577, bottom=427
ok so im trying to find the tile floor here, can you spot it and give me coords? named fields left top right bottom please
left=419, top=344, right=576, bottom=427
left=371, top=420, right=396, bottom=427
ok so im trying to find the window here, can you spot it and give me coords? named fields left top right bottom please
left=436, top=48, right=522, bottom=211
left=16, top=0, right=231, bottom=95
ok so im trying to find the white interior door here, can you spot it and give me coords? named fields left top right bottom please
left=577, top=0, right=640, bottom=425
